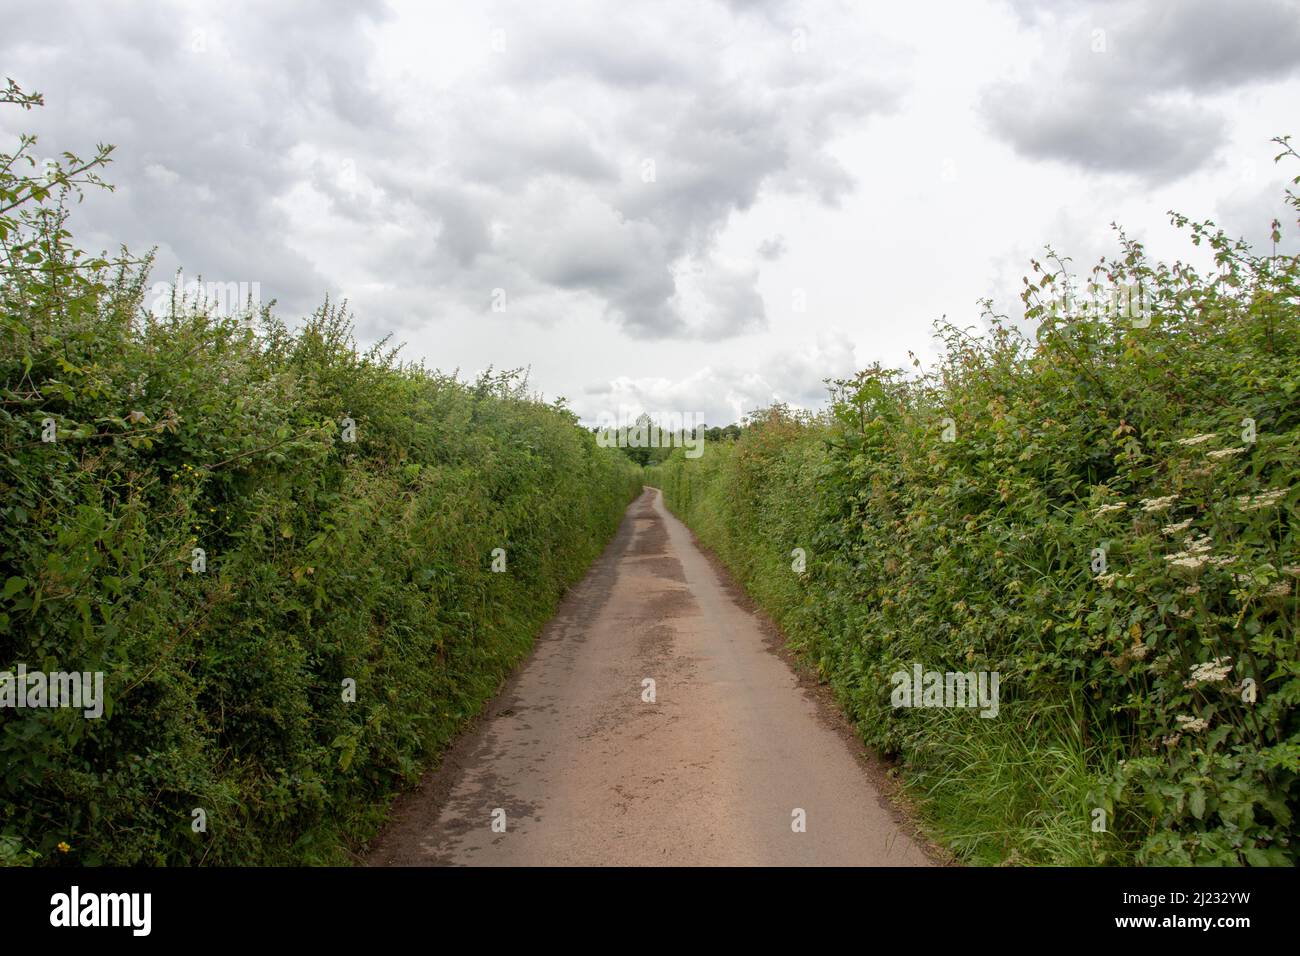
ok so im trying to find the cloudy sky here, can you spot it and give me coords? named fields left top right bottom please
left=3, top=0, right=1298, bottom=426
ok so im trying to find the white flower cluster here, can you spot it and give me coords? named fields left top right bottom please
left=1184, top=656, right=1233, bottom=689
left=1235, top=488, right=1287, bottom=511
left=1140, top=495, right=1177, bottom=513
left=1207, top=446, right=1246, bottom=459
left=1164, top=534, right=1234, bottom=570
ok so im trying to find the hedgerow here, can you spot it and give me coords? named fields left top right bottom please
left=0, top=83, right=641, bottom=865
left=649, top=143, right=1299, bottom=865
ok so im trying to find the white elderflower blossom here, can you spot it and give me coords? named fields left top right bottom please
left=1184, top=657, right=1232, bottom=688
left=1207, top=446, right=1246, bottom=459
left=1235, top=488, right=1287, bottom=511
left=1165, top=535, right=1219, bottom=570
left=1094, top=501, right=1127, bottom=517
left=1140, top=495, right=1177, bottom=512
left=1175, top=715, right=1209, bottom=733
left=1161, top=518, right=1194, bottom=534
left=1176, top=433, right=1217, bottom=446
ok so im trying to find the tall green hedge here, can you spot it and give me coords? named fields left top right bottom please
left=649, top=156, right=1299, bottom=866
left=0, top=86, right=642, bottom=865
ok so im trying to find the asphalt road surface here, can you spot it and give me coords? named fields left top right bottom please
left=367, top=488, right=933, bottom=866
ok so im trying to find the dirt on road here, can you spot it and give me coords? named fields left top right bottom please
left=366, top=487, right=937, bottom=866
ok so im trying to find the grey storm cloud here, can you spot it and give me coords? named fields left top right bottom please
left=983, top=0, right=1300, bottom=182
left=0, top=0, right=395, bottom=315
left=0, top=0, right=899, bottom=341
left=757, top=234, right=787, bottom=260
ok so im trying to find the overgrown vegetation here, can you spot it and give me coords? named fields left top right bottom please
left=0, top=83, right=641, bottom=865
left=649, top=141, right=1300, bottom=866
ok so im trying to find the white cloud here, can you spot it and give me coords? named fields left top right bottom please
left=579, top=330, right=859, bottom=426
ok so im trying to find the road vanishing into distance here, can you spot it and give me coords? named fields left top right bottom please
left=367, top=488, right=933, bottom=866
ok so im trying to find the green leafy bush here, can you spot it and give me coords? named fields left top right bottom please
left=649, top=144, right=1299, bottom=865
left=0, top=84, right=641, bottom=865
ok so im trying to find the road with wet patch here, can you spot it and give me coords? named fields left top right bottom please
left=366, top=488, right=933, bottom=866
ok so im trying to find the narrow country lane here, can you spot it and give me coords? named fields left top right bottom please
left=367, top=488, right=934, bottom=866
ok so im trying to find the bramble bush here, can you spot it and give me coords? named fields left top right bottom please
left=0, top=83, right=641, bottom=865
left=649, top=141, right=1299, bottom=865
